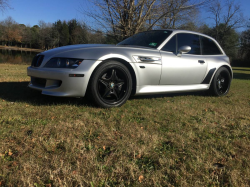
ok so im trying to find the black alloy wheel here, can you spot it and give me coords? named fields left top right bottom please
left=89, top=61, right=132, bottom=108
left=210, top=67, right=231, bottom=96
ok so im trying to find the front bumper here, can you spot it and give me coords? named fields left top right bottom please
left=27, top=66, right=88, bottom=97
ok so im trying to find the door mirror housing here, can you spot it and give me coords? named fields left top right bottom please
left=177, top=46, right=191, bottom=57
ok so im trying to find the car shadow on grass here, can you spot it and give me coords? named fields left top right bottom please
left=233, top=72, right=250, bottom=80
left=232, top=68, right=250, bottom=72
left=0, top=81, right=209, bottom=106
left=0, top=81, right=95, bottom=106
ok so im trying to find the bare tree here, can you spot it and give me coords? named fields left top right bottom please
left=240, top=29, right=250, bottom=60
left=0, top=0, right=10, bottom=12
left=156, top=0, right=200, bottom=30
left=207, top=0, right=245, bottom=39
left=1, top=17, right=22, bottom=46
left=82, top=0, right=207, bottom=41
left=205, top=0, right=245, bottom=59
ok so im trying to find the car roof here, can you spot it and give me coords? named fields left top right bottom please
left=158, top=29, right=215, bottom=40
left=139, top=29, right=214, bottom=40
left=154, top=29, right=225, bottom=54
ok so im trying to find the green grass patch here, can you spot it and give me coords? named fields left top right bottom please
left=0, top=64, right=249, bottom=186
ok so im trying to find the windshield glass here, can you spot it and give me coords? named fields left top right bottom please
left=118, top=30, right=172, bottom=49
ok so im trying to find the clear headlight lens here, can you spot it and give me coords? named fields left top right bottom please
left=44, top=58, right=83, bottom=69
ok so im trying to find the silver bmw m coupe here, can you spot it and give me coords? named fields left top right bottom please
left=27, top=30, right=232, bottom=108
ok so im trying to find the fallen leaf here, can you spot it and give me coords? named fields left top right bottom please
left=103, top=146, right=106, bottom=150
left=12, top=161, right=17, bottom=166
left=139, top=175, right=144, bottom=183
left=8, top=151, right=13, bottom=156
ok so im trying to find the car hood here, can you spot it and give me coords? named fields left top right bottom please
left=40, top=44, right=116, bottom=56
left=38, top=44, right=160, bottom=65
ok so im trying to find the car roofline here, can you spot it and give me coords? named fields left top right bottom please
left=155, top=29, right=225, bottom=55
left=156, top=29, right=215, bottom=40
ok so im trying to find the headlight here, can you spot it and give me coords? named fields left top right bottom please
left=44, top=58, right=83, bottom=69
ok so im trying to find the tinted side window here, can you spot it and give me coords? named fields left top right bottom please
left=177, top=33, right=201, bottom=55
left=201, top=36, right=222, bottom=55
left=161, top=35, right=176, bottom=53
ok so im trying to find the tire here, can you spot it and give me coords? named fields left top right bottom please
left=209, top=67, right=231, bottom=96
left=89, top=61, right=132, bottom=108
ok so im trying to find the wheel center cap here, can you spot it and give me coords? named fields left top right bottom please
left=110, top=82, right=115, bottom=88
left=218, top=80, right=222, bottom=88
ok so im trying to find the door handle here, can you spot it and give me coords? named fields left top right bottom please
left=198, top=60, right=205, bottom=64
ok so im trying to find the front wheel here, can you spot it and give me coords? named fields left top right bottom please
left=209, top=67, right=231, bottom=96
left=89, top=61, right=132, bottom=108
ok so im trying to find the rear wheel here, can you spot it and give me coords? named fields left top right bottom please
left=89, top=61, right=132, bottom=108
left=209, top=67, right=231, bottom=96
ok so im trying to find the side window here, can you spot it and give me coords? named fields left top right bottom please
left=201, top=36, right=222, bottom=55
left=161, top=35, right=176, bottom=53
left=177, top=33, right=201, bottom=55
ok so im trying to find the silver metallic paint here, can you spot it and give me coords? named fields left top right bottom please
left=160, top=52, right=208, bottom=85
left=137, top=84, right=210, bottom=95
left=27, top=30, right=232, bottom=97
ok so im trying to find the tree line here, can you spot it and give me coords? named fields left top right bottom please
left=0, top=17, right=109, bottom=50
left=0, top=0, right=249, bottom=65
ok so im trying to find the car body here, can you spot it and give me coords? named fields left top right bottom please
left=27, top=29, right=233, bottom=107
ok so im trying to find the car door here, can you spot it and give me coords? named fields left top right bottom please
left=160, top=33, right=208, bottom=85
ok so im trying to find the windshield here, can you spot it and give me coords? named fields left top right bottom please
left=118, top=30, right=172, bottom=49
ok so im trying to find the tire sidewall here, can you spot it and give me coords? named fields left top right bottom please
left=90, top=61, right=132, bottom=108
left=211, top=67, right=231, bottom=96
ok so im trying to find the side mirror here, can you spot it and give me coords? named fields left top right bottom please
left=177, top=46, right=191, bottom=57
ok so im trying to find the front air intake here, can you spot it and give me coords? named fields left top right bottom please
left=31, top=55, right=44, bottom=67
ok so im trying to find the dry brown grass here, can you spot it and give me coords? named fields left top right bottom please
left=0, top=64, right=250, bottom=186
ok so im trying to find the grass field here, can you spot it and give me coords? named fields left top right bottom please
left=0, top=64, right=249, bottom=186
